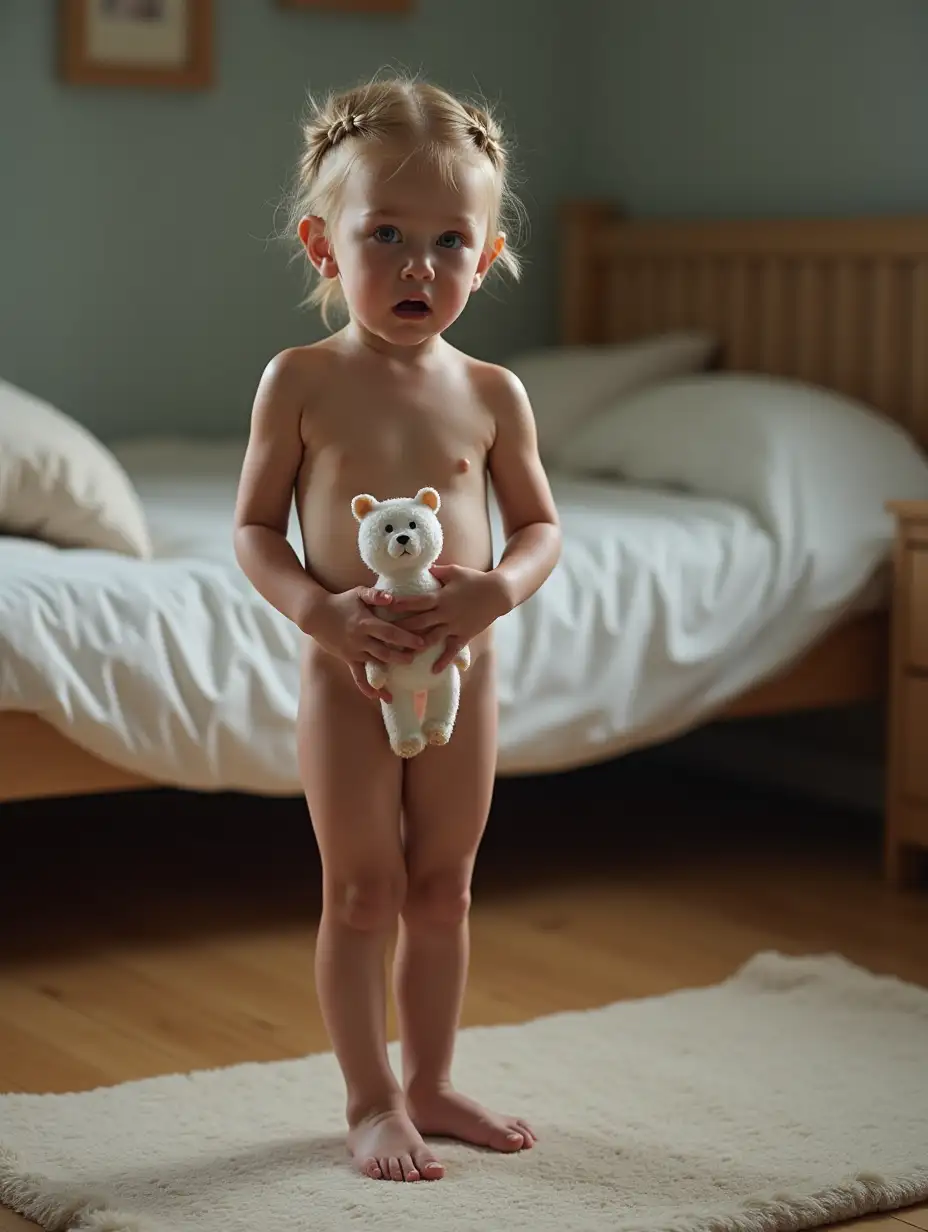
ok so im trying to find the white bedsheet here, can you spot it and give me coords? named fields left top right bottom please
left=0, top=438, right=887, bottom=791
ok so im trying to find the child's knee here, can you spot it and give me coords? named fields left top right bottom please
left=329, top=872, right=406, bottom=931
left=402, top=869, right=472, bottom=930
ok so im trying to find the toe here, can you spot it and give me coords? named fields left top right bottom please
left=365, top=1157, right=382, bottom=1179
left=516, top=1120, right=537, bottom=1146
left=491, top=1125, right=525, bottom=1151
left=400, top=1153, right=420, bottom=1182
left=416, top=1151, right=444, bottom=1180
left=388, top=1156, right=404, bottom=1182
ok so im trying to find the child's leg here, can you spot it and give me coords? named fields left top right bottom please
left=395, top=646, right=537, bottom=1153
left=298, top=642, right=443, bottom=1183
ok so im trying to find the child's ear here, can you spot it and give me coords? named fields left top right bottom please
left=415, top=487, right=440, bottom=512
left=299, top=215, right=339, bottom=279
left=472, top=233, right=505, bottom=291
left=352, top=493, right=379, bottom=521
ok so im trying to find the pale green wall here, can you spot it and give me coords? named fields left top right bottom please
left=0, top=0, right=561, bottom=441
left=4, top=1, right=927, bottom=444
left=571, top=0, right=928, bottom=216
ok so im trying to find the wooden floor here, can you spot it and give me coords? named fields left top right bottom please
left=1, top=757, right=927, bottom=1231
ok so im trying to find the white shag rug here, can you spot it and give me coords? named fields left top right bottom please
left=1, top=952, right=927, bottom=1232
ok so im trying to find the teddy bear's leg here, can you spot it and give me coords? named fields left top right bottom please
left=421, top=668, right=460, bottom=747
left=381, top=688, right=425, bottom=759
left=453, top=643, right=471, bottom=672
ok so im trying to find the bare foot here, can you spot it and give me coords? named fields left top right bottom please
left=407, top=1086, right=537, bottom=1154
left=347, top=1106, right=445, bottom=1182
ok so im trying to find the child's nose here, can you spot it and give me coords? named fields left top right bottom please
left=396, top=534, right=410, bottom=545
left=401, top=253, right=435, bottom=281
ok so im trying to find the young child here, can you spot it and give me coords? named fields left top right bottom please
left=233, top=74, right=561, bottom=1184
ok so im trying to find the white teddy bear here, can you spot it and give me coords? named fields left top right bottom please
left=351, top=487, right=470, bottom=758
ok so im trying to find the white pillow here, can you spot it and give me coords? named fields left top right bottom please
left=0, top=378, right=152, bottom=556
left=507, top=331, right=718, bottom=462
left=559, top=372, right=928, bottom=549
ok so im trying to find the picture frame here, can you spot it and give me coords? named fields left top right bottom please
left=278, top=0, right=413, bottom=13
left=60, top=0, right=213, bottom=90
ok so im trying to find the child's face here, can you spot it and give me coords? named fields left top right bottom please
left=309, top=142, right=500, bottom=346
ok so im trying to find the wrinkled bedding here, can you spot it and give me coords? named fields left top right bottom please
left=0, top=438, right=887, bottom=791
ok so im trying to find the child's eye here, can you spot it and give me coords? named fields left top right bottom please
left=384, top=523, right=393, bottom=533
left=373, top=225, right=401, bottom=244
left=437, top=232, right=464, bottom=250
left=408, top=521, right=417, bottom=529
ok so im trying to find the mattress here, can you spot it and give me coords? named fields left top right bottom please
left=0, top=438, right=886, bottom=791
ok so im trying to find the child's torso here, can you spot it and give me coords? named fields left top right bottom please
left=292, top=342, right=497, bottom=595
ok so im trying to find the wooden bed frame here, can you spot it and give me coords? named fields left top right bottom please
left=4, top=200, right=928, bottom=804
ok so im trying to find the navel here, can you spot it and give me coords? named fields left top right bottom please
left=456, top=456, right=470, bottom=474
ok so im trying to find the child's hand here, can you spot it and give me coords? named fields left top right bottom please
left=396, top=565, right=508, bottom=673
left=308, top=586, right=434, bottom=701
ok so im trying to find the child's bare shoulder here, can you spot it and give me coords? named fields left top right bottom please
left=462, top=353, right=533, bottom=426
left=258, top=340, right=338, bottom=399
left=252, top=341, right=340, bottom=429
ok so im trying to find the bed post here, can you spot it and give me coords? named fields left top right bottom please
left=560, top=199, right=621, bottom=345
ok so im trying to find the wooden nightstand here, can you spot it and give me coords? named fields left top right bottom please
left=886, top=501, right=928, bottom=887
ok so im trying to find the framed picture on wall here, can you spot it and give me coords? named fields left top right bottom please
left=60, top=0, right=213, bottom=89
left=278, top=0, right=413, bottom=13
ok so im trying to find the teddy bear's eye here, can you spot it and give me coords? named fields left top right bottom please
left=384, top=524, right=393, bottom=533
left=409, top=521, right=416, bottom=529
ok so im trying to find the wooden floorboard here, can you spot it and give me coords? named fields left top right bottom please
left=0, top=758, right=926, bottom=1229
left=894, top=1213, right=928, bottom=1231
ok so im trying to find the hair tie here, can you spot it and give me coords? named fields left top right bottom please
left=469, top=121, right=500, bottom=159
left=469, top=123, right=488, bottom=152
left=327, top=113, right=365, bottom=146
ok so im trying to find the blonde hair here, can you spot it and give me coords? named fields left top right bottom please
left=283, top=73, right=525, bottom=327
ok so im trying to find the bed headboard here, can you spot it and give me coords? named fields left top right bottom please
left=561, top=200, right=928, bottom=449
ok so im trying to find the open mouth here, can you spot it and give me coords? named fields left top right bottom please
left=393, top=299, right=432, bottom=319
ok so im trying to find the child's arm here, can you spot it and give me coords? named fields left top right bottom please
left=233, top=352, right=329, bottom=632
left=484, top=368, right=562, bottom=614
left=399, top=368, right=561, bottom=673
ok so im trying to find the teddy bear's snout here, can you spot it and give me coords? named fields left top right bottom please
left=387, top=528, right=422, bottom=559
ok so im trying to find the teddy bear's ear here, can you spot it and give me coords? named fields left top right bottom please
left=351, top=494, right=378, bottom=521
left=415, top=487, right=440, bottom=513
